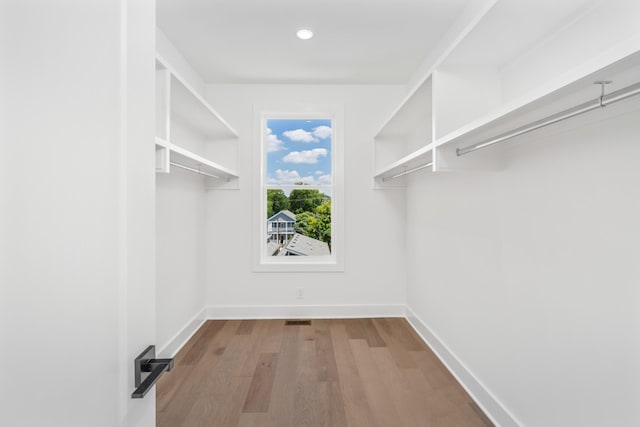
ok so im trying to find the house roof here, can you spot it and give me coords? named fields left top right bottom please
left=266, top=241, right=280, bottom=256
left=284, top=233, right=330, bottom=256
left=267, top=210, right=296, bottom=222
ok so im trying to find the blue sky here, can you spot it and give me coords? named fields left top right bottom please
left=266, top=119, right=332, bottom=186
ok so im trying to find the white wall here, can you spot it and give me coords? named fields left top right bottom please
left=406, top=101, right=640, bottom=426
left=203, top=84, right=407, bottom=316
left=157, top=29, right=205, bottom=94
left=1, top=1, right=156, bottom=426
left=155, top=29, right=209, bottom=356
left=156, top=171, right=206, bottom=353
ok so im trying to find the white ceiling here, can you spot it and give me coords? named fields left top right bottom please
left=445, top=0, right=597, bottom=67
left=156, top=0, right=472, bottom=84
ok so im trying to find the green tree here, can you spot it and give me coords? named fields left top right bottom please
left=267, top=189, right=290, bottom=218
left=313, top=200, right=332, bottom=246
left=294, top=200, right=332, bottom=248
left=294, top=211, right=315, bottom=236
left=289, top=188, right=324, bottom=214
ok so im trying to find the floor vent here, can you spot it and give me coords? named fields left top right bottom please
left=285, top=320, right=311, bottom=326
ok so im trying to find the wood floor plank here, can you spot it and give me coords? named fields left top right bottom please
left=469, top=401, right=496, bottom=427
left=236, top=319, right=271, bottom=377
left=439, top=381, right=475, bottom=407
left=162, top=321, right=240, bottom=426
left=265, top=324, right=299, bottom=427
left=343, top=318, right=366, bottom=340
left=370, top=347, right=428, bottom=427
left=238, top=322, right=269, bottom=377
left=182, top=330, right=254, bottom=426
left=402, top=367, right=440, bottom=425
left=242, top=352, right=279, bottom=413
left=371, top=318, right=418, bottom=368
left=156, top=364, right=194, bottom=414
left=360, top=318, right=387, bottom=347
left=349, top=339, right=402, bottom=426
left=293, top=339, right=318, bottom=427
left=158, top=318, right=493, bottom=427
left=157, top=320, right=239, bottom=423
left=315, top=320, right=348, bottom=427
left=260, top=319, right=284, bottom=354
left=330, top=323, right=377, bottom=427
left=387, top=317, right=427, bottom=351
left=299, top=322, right=316, bottom=342
left=433, top=402, right=491, bottom=427
left=178, top=320, right=227, bottom=366
left=236, top=319, right=256, bottom=335
left=315, top=320, right=340, bottom=382
left=237, top=413, right=267, bottom=427
left=217, top=376, right=254, bottom=427
left=328, top=380, right=349, bottom=427
left=171, top=319, right=210, bottom=365
left=410, top=350, right=459, bottom=391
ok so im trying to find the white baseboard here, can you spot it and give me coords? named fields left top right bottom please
left=206, top=304, right=406, bottom=319
left=156, top=304, right=404, bottom=360
left=157, top=307, right=207, bottom=358
left=405, top=306, right=521, bottom=427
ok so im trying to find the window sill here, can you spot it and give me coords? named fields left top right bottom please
left=253, top=257, right=344, bottom=273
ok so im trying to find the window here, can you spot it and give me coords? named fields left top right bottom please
left=254, top=107, right=344, bottom=271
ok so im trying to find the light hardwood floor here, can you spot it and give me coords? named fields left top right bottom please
left=157, top=318, right=494, bottom=427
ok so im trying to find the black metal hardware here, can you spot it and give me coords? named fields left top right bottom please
left=285, top=320, right=312, bottom=326
left=131, top=345, right=173, bottom=399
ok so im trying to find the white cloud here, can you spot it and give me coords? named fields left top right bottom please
left=268, top=169, right=317, bottom=185
left=283, top=129, right=316, bottom=142
left=267, top=169, right=332, bottom=186
left=312, top=125, right=332, bottom=139
left=282, top=148, right=327, bottom=164
left=265, top=128, right=285, bottom=152
left=318, top=174, right=332, bottom=185
left=282, top=125, right=332, bottom=143
left=315, top=170, right=324, bottom=175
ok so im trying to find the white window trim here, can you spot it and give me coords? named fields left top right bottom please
left=252, top=104, right=344, bottom=272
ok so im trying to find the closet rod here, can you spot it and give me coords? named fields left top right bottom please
left=456, top=81, right=640, bottom=157
left=170, top=161, right=230, bottom=181
left=382, top=161, right=433, bottom=182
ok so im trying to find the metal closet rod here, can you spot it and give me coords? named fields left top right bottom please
left=457, top=81, right=640, bottom=157
left=170, top=161, right=230, bottom=182
left=382, top=161, right=433, bottom=182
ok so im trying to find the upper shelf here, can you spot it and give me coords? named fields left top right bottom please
left=155, top=53, right=240, bottom=188
left=373, top=143, right=433, bottom=179
left=434, top=51, right=640, bottom=152
left=155, top=137, right=238, bottom=180
left=374, top=77, right=433, bottom=182
left=156, top=55, right=238, bottom=140
left=373, top=0, right=640, bottom=182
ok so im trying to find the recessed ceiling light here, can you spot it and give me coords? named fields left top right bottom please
left=296, top=28, right=314, bottom=40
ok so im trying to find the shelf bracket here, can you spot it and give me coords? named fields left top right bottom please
left=594, top=80, right=612, bottom=107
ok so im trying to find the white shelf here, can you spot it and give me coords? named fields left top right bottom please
left=155, top=54, right=239, bottom=187
left=372, top=0, right=640, bottom=182
left=374, top=77, right=433, bottom=183
left=373, top=83, right=429, bottom=140
left=374, top=143, right=433, bottom=179
left=432, top=0, right=640, bottom=140
left=435, top=50, right=640, bottom=152
left=155, top=137, right=238, bottom=180
left=157, top=55, right=238, bottom=140
left=169, top=141, right=238, bottom=179
left=155, top=138, right=170, bottom=173
left=170, top=74, right=238, bottom=140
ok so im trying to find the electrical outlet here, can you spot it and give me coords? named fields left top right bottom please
left=296, top=287, right=304, bottom=299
